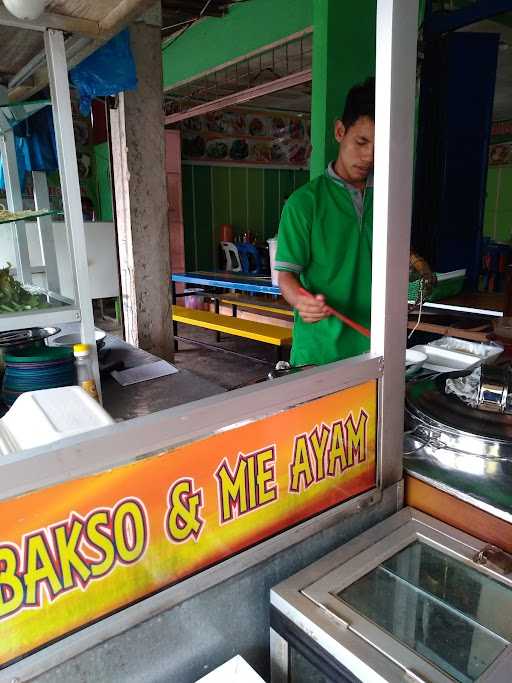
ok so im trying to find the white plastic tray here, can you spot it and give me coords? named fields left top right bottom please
left=427, top=336, right=503, bottom=362
left=408, top=344, right=482, bottom=373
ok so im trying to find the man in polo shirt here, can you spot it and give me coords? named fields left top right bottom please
left=276, top=77, right=375, bottom=366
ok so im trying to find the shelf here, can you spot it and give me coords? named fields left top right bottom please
left=0, top=100, right=51, bottom=134
left=0, top=209, right=63, bottom=225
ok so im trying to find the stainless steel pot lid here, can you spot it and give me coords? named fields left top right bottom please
left=406, top=377, right=512, bottom=459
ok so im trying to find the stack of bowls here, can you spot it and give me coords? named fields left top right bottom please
left=2, top=347, right=75, bottom=407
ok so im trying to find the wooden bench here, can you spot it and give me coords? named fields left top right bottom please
left=220, top=295, right=294, bottom=318
left=172, top=305, right=292, bottom=361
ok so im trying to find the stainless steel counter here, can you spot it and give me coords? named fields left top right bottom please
left=51, top=323, right=225, bottom=421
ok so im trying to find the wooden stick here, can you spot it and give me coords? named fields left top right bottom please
left=298, top=287, right=370, bottom=338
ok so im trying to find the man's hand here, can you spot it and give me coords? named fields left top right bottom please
left=278, top=271, right=330, bottom=323
left=295, top=292, right=330, bottom=323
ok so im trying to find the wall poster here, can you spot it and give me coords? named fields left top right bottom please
left=178, top=108, right=311, bottom=169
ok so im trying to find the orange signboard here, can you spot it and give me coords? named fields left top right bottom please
left=0, top=381, right=377, bottom=667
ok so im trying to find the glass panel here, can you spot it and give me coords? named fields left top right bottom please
left=0, top=209, right=62, bottom=225
left=290, top=646, right=334, bottom=683
left=337, top=542, right=512, bottom=683
left=0, top=218, right=75, bottom=313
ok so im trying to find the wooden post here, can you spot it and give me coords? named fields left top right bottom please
left=110, top=18, right=174, bottom=359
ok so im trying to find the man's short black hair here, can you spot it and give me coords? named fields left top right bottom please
left=341, top=77, right=375, bottom=130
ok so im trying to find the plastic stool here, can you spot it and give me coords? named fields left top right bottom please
left=237, top=243, right=262, bottom=274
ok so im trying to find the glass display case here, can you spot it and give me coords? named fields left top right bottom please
left=0, top=29, right=98, bottom=390
left=270, top=508, right=512, bottom=683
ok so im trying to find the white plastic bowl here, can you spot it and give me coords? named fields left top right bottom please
left=52, top=329, right=106, bottom=348
left=405, top=349, right=427, bottom=376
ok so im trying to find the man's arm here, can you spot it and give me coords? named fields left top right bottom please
left=278, top=271, right=329, bottom=323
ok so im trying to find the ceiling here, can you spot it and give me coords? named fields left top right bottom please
left=162, top=0, right=241, bottom=37
left=164, top=31, right=312, bottom=123
left=0, top=0, right=156, bottom=100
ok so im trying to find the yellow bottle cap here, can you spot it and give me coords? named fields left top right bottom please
left=73, top=343, right=90, bottom=354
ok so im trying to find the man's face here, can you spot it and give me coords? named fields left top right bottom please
left=334, top=116, right=375, bottom=185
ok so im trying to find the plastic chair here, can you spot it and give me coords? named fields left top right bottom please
left=220, top=241, right=242, bottom=272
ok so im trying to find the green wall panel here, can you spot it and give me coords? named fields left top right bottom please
left=193, top=166, right=213, bottom=269
left=229, top=168, right=248, bottom=234
left=279, top=170, right=295, bottom=210
left=163, top=0, right=312, bottom=89
left=181, top=165, right=311, bottom=270
left=92, top=143, right=113, bottom=222
left=212, top=166, right=231, bottom=251
left=182, top=165, right=196, bottom=270
left=310, top=0, right=377, bottom=179
left=483, top=166, right=512, bottom=242
left=484, top=210, right=495, bottom=239
left=247, top=168, right=264, bottom=240
left=264, top=170, right=280, bottom=241
left=497, top=167, right=512, bottom=211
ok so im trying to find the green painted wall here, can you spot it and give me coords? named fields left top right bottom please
left=484, top=166, right=512, bottom=242
left=93, top=143, right=114, bottom=222
left=162, top=0, right=313, bottom=89
left=182, top=165, right=309, bottom=270
left=310, top=0, right=377, bottom=178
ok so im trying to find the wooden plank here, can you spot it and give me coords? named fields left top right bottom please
left=405, top=475, right=512, bottom=553
left=0, top=7, right=101, bottom=36
left=172, top=305, right=292, bottom=346
left=99, top=0, right=157, bottom=32
left=406, top=321, right=491, bottom=342
left=221, top=297, right=293, bottom=317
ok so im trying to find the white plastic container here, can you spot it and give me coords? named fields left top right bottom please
left=195, top=655, right=265, bottom=683
left=408, top=344, right=481, bottom=373
left=267, top=236, right=279, bottom=286
left=0, top=385, right=114, bottom=456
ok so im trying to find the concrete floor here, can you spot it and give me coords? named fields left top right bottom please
left=172, top=326, right=290, bottom=391
left=94, top=302, right=291, bottom=396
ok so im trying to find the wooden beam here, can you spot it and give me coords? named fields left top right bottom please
left=0, top=8, right=100, bottom=36
left=165, top=68, right=312, bottom=124
left=406, top=319, right=491, bottom=342
left=9, top=39, right=105, bottom=102
left=99, top=0, right=158, bottom=33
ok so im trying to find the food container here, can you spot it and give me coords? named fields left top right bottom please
left=267, top=237, right=278, bottom=286
left=408, top=344, right=481, bottom=374
left=428, top=336, right=503, bottom=362
left=52, top=329, right=106, bottom=351
left=405, top=348, right=427, bottom=378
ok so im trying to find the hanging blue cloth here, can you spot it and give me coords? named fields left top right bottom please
left=70, top=30, right=138, bottom=116
left=0, top=105, right=57, bottom=191
left=0, top=136, right=30, bottom=191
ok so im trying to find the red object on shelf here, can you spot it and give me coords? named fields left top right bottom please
left=220, top=224, right=234, bottom=242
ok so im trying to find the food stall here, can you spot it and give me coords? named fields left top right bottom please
left=0, top=0, right=414, bottom=680
left=2, top=1, right=511, bottom=682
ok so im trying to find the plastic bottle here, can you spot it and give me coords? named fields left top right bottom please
left=73, top=343, right=99, bottom=401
